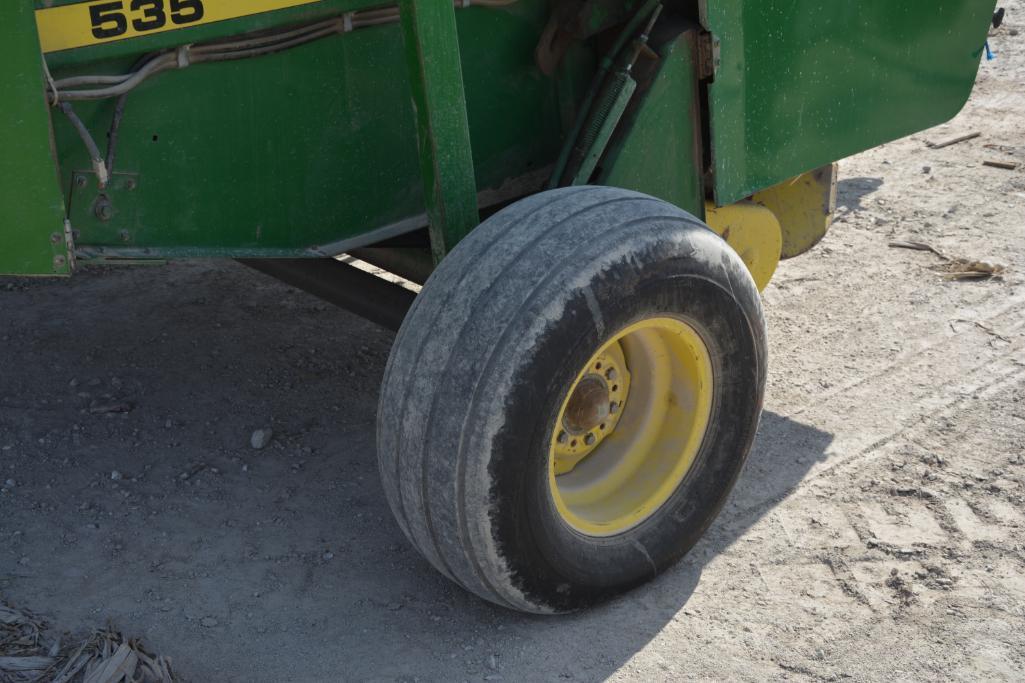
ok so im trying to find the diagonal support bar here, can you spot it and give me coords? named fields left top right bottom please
left=399, top=0, right=479, bottom=262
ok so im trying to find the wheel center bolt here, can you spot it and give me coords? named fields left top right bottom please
left=563, top=375, right=610, bottom=434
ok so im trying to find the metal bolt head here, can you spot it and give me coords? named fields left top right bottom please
left=119, top=230, right=131, bottom=242
left=584, top=433, right=596, bottom=446
left=124, top=178, right=137, bottom=191
left=609, top=401, right=619, bottom=414
left=94, top=199, right=114, bottom=221
left=50, top=232, right=62, bottom=245
left=557, top=430, right=568, bottom=444
left=53, top=254, right=67, bottom=269
left=74, top=174, right=87, bottom=189
left=605, top=367, right=618, bottom=381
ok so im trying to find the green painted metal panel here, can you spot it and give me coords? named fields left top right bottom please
left=706, top=0, right=998, bottom=205
left=399, top=0, right=479, bottom=260
left=47, top=0, right=568, bottom=258
left=0, top=4, right=71, bottom=275
left=599, top=33, right=703, bottom=219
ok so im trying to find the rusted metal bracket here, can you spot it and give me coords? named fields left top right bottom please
left=697, top=32, right=720, bottom=80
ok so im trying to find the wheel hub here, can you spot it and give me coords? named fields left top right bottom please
left=552, top=346, right=630, bottom=475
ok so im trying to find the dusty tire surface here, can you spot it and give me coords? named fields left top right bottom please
left=377, top=186, right=767, bottom=613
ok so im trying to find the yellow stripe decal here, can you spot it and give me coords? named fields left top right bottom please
left=36, top=0, right=323, bottom=53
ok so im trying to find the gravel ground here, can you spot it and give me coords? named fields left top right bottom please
left=2, top=8, right=1024, bottom=682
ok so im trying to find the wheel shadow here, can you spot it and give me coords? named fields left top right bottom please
left=0, top=262, right=835, bottom=682
left=535, top=410, right=836, bottom=678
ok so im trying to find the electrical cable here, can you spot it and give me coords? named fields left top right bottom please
left=58, top=102, right=109, bottom=187
left=44, top=0, right=518, bottom=103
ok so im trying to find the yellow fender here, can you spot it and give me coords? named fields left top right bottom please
left=752, top=163, right=838, bottom=259
left=704, top=201, right=782, bottom=292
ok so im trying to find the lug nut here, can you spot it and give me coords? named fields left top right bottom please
left=609, top=401, right=619, bottom=414
left=557, top=430, right=568, bottom=444
left=605, top=367, right=618, bottom=381
left=584, top=433, right=596, bottom=446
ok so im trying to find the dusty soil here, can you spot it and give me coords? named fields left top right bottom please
left=2, top=9, right=1024, bottom=683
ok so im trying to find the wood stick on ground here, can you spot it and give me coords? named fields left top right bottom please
left=887, top=240, right=949, bottom=260
left=982, top=159, right=1019, bottom=170
left=928, top=131, right=981, bottom=149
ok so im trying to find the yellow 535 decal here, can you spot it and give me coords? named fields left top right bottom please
left=36, top=0, right=323, bottom=53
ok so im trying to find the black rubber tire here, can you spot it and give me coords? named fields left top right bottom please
left=377, top=186, right=766, bottom=613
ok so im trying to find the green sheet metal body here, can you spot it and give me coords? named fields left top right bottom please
left=0, top=0, right=997, bottom=274
left=597, top=31, right=703, bottom=215
left=0, top=5, right=72, bottom=275
left=705, top=0, right=997, bottom=205
left=46, top=0, right=569, bottom=260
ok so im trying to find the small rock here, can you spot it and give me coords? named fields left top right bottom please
left=200, top=617, right=219, bottom=628
left=250, top=428, right=273, bottom=450
left=323, top=551, right=334, bottom=561
left=110, top=470, right=122, bottom=481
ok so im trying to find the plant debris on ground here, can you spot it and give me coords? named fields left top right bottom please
left=0, top=599, right=178, bottom=683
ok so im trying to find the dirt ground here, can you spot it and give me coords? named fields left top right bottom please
left=2, top=9, right=1024, bottom=683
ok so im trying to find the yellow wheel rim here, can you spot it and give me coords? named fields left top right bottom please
left=548, top=317, right=714, bottom=537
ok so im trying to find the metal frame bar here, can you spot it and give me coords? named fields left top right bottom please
left=398, top=0, right=480, bottom=262
left=238, top=258, right=415, bottom=331
left=0, top=3, right=71, bottom=275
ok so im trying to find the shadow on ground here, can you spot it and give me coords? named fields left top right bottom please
left=0, top=262, right=833, bottom=681
left=836, top=176, right=883, bottom=215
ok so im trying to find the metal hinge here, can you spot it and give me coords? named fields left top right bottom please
left=697, top=32, right=720, bottom=81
